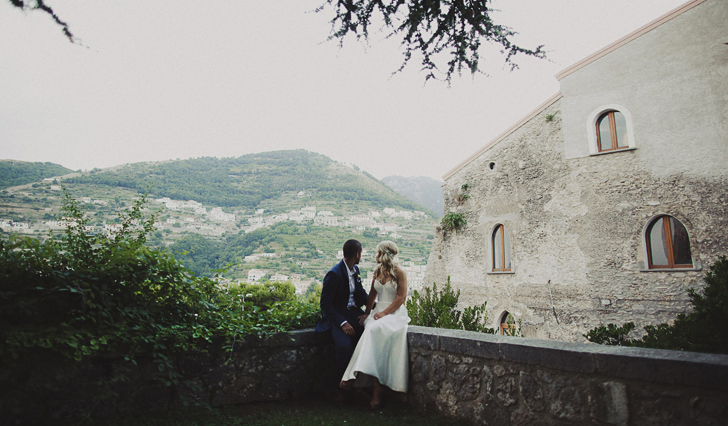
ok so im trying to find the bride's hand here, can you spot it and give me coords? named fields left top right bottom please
left=358, top=314, right=369, bottom=325
left=373, top=312, right=386, bottom=320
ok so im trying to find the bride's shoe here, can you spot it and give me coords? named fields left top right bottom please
left=339, top=379, right=354, bottom=391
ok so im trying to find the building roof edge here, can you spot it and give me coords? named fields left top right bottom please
left=555, top=0, right=708, bottom=81
left=442, top=92, right=563, bottom=182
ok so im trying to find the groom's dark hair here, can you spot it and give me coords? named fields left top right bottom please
left=343, top=239, right=362, bottom=259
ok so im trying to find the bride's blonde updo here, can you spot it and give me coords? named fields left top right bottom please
left=374, top=240, right=399, bottom=282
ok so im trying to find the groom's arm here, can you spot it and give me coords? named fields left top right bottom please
left=354, top=279, right=368, bottom=308
left=320, top=270, right=345, bottom=328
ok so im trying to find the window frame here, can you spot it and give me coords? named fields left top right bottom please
left=586, top=105, right=636, bottom=155
left=596, top=110, right=629, bottom=152
left=643, top=215, right=693, bottom=270
left=491, top=223, right=512, bottom=272
left=499, top=311, right=517, bottom=336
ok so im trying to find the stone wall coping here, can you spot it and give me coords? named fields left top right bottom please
left=407, top=326, right=728, bottom=391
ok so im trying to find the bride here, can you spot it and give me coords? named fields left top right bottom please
left=340, top=240, right=410, bottom=409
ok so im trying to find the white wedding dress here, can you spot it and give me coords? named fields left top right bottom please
left=341, top=278, right=410, bottom=392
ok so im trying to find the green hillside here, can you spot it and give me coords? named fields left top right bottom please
left=0, top=160, right=73, bottom=189
left=65, top=150, right=431, bottom=214
left=2, top=150, right=437, bottom=284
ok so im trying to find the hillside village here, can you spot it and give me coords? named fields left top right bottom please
left=154, top=195, right=431, bottom=293
left=1, top=176, right=435, bottom=296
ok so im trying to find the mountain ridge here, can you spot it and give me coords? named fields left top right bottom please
left=0, top=160, right=74, bottom=189
left=59, top=150, right=436, bottom=216
left=382, top=175, right=444, bottom=217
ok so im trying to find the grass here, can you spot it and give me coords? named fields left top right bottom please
left=91, top=397, right=458, bottom=426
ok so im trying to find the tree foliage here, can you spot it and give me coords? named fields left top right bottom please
left=407, top=276, right=494, bottom=333
left=65, top=150, right=426, bottom=212
left=585, top=256, right=728, bottom=354
left=318, top=0, right=545, bottom=82
left=0, top=160, right=72, bottom=189
left=11, top=1, right=544, bottom=82
left=227, top=280, right=297, bottom=310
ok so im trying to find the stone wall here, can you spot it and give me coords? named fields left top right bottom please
left=426, top=96, right=728, bottom=341
left=425, top=1, right=728, bottom=341
left=407, top=326, right=728, bottom=426
left=4, top=327, right=728, bottom=425
left=1, top=330, right=334, bottom=424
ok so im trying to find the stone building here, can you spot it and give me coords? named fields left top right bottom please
left=425, top=0, right=728, bottom=342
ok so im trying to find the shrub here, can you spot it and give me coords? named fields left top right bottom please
left=227, top=280, right=297, bottom=309
left=583, top=322, right=636, bottom=346
left=407, top=276, right=494, bottom=333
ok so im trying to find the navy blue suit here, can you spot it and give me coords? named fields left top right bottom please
left=316, top=260, right=368, bottom=385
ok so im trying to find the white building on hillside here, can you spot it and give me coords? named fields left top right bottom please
left=270, top=273, right=289, bottom=282
left=314, top=216, right=339, bottom=226
left=208, top=207, right=235, bottom=222
left=247, top=269, right=266, bottom=282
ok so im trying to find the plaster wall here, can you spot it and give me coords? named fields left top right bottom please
left=560, top=0, right=728, bottom=179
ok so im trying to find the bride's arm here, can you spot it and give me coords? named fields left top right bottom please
left=365, top=277, right=378, bottom=314
left=373, top=267, right=408, bottom=319
left=359, top=276, right=378, bottom=325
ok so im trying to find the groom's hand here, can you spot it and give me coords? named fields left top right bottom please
left=341, top=322, right=355, bottom=336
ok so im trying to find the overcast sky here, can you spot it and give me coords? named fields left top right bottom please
left=1, top=0, right=686, bottom=181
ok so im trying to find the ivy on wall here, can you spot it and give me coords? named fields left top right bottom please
left=440, top=212, right=466, bottom=232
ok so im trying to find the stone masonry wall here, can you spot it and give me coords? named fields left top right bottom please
left=426, top=98, right=728, bottom=342
left=408, top=326, right=728, bottom=426
left=4, top=327, right=728, bottom=425
left=1, top=330, right=334, bottom=424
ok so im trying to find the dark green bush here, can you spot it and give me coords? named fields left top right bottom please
left=583, top=322, right=636, bottom=346
left=0, top=191, right=319, bottom=386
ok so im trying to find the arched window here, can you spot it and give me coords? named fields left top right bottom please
left=500, top=311, right=517, bottom=336
left=596, top=110, right=629, bottom=152
left=492, top=224, right=511, bottom=272
left=645, top=215, right=693, bottom=269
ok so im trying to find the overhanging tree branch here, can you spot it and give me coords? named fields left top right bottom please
left=318, top=0, right=545, bottom=82
left=8, top=0, right=75, bottom=43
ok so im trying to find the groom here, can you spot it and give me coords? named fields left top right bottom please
left=316, top=239, right=369, bottom=402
